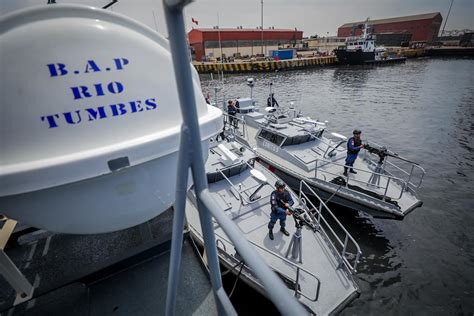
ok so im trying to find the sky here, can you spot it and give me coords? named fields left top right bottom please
left=1, top=0, right=473, bottom=37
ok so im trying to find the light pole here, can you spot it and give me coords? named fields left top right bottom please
left=261, top=0, right=264, bottom=56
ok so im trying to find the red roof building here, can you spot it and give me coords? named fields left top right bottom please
left=337, top=12, right=443, bottom=43
left=188, top=28, right=303, bottom=61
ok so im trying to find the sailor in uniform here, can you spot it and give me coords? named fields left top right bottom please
left=268, top=180, right=293, bottom=240
left=227, top=99, right=237, bottom=128
left=267, top=93, right=279, bottom=107
left=344, top=129, right=364, bottom=176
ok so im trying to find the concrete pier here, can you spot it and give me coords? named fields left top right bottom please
left=193, top=56, right=337, bottom=73
left=398, top=47, right=474, bottom=58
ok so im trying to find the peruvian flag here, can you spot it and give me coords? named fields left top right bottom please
left=192, top=17, right=199, bottom=26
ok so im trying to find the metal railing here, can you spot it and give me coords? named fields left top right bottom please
left=361, top=139, right=425, bottom=190
left=211, top=233, right=321, bottom=302
left=314, top=157, right=408, bottom=201
left=361, top=150, right=425, bottom=192
left=163, top=1, right=307, bottom=315
left=304, top=135, right=425, bottom=196
left=299, top=181, right=362, bottom=273
left=248, top=240, right=321, bottom=302
left=223, top=112, right=249, bottom=141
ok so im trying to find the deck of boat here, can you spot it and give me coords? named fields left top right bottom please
left=185, top=162, right=359, bottom=315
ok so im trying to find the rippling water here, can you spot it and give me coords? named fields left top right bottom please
left=200, top=58, right=474, bottom=315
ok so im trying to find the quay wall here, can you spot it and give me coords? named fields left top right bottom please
left=192, top=56, right=337, bottom=73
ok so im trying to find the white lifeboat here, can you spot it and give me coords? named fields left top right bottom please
left=0, top=5, right=223, bottom=234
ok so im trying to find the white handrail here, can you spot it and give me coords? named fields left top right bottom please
left=362, top=141, right=425, bottom=189
left=211, top=233, right=322, bottom=302
left=314, top=157, right=407, bottom=200
left=299, top=181, right=362, bottom=273
left=223, top=112, right=249, bottom=140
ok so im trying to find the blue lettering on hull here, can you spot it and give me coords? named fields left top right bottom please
left=40, top=98, right=159, bottom=129
left=41, top=58, right=162, bottom=129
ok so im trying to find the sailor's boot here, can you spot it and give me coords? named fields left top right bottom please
left=343, top=167, right=348, bottom=176
left=280, top=227, right=290, bottom=236
left=349, top=168, right=357, bottom=174
left=269, top=229, right=274, bottom=240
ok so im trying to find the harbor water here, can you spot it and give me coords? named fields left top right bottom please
left=201, top=58, right=474, bottom=315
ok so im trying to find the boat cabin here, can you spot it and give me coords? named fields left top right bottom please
left=257, top=122, right=325, bottom=149
left=236, top=97, right=256, bottom=114
left=345, top=35, right=376, bottom=52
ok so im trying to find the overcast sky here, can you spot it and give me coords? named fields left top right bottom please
left=1, top=0, right=473, bottom=36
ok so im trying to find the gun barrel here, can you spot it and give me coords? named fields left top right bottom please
left=386, top=153, right=418, bottom=164
left=365, top=144, right=418, bottom=165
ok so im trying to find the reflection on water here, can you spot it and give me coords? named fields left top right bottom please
left=200, top=58, right=474, bottom=314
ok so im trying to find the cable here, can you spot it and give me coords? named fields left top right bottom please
left=222, top=260, right=244, bottom=276
left=325, top=183, right=343, bottom=205
left=229, top=261, right=245, bottom=298
left=189, top=234, right=210, bottom=273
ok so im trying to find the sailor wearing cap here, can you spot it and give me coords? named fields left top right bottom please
left=268, top=180, right=293, bottom=240
left=227, top=100, right=237, bottom=127
left=344, top=129, right=364, bottom=176
left=267, top=93, right=279, bottom=108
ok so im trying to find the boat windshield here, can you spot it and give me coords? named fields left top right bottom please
left=281, top=134, right=315, bottom=147
left=258, top=129, right=285, bottom=146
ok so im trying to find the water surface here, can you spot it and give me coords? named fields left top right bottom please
left=200, top=58, right=474, bottom=315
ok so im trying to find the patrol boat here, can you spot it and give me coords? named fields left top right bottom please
left=230, top=91, right=425, bottom=220
left=185, top=130, right=362, bottom=315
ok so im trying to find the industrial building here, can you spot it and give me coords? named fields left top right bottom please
left=337, top=12, right=443, bottom=44
left=188, top=28, right=303, bottom=61
left=304, top=37, right=346, bottom=54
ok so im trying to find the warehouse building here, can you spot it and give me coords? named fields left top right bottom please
left=304, top=37, right=346, bottom=54
left=188, top=28, right=303, bottom=61
left=337, top=12, right=443, bottom=43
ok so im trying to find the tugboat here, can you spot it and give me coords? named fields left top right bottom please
left=334, top=21, right=406, bottom=65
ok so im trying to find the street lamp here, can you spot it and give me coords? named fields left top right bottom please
left=261, top=0, right=264, bottom=56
